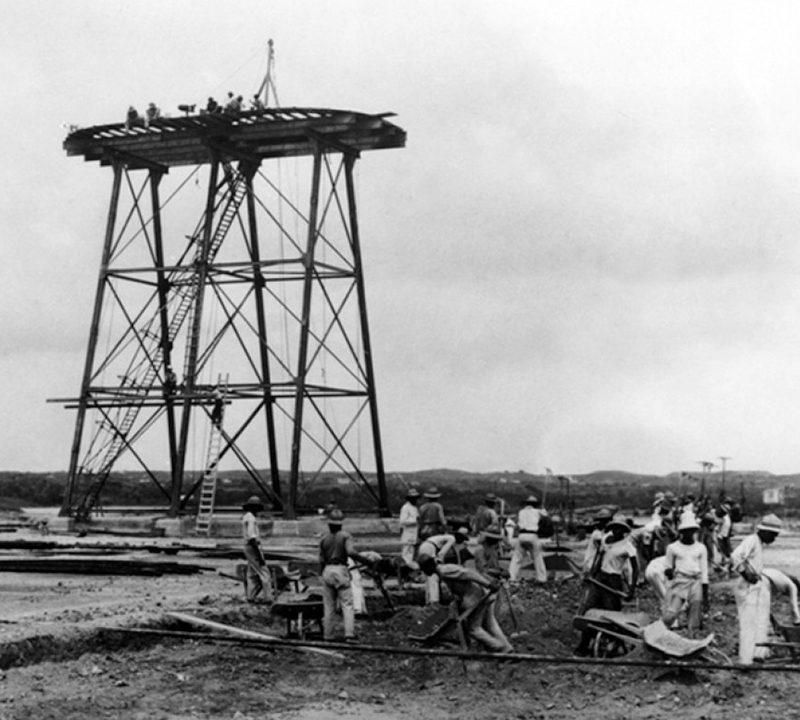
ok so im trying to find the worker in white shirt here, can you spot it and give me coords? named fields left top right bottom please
left=398, top=488, right=421, bottom=568
left=508, top=495, right=548, bottom=583
left=418, top=532, right=456, bottom=604
left=663, top=517, right=709, bottom=635
left=730, top=514, right=783, bottom=664
left=241, top=495, right=274, bottom=603
left=762, top=567, right=800, bottom=626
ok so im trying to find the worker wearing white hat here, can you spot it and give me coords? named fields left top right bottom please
left=662, top=516, right=709, bottom=635
left=730, top=514, right=783, bottom=664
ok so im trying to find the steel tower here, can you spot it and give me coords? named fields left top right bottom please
left=58, top=106, right=405, bottom=520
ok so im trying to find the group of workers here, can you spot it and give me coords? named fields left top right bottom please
left=580, top=491, right=798, bottom=665
left=124, top=91, right=267, bottom=130
left=240, top=488, right=798, bottom=664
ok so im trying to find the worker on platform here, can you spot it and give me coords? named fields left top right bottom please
left=144, top=102, right=161, bottom=128
left=418, top=553, right=513, bottom=653
left=731, top=514, right=783, bottom=664
left=418, top=531, right=457, bottom=604
left=508, top=495, right=548, bottom=584
left=205, top=97, right=219, bottom=114
left=125, top=105, right=140, bottom=130
left=418, top=487, right=447, bottom=541
left=319, top=508, right=375, bottom=643
left=251, top=93, right=265, bottom=111
left=472, top=493, right=499, bottom=540
left=398, top=488, right=421, bottom=568
left=662, top=516, right=709, bottom=636
left=575, top=514, right=638, bottom=656
left=241, top=495, right=274, bottom=604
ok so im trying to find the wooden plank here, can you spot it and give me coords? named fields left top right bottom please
left=167, top=611, right=341, bottom=658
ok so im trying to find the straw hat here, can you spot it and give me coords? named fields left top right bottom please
left=327, top=508, right=345, bottom=524
left=242, top=495, right=264, bottom=512
left=524, top=494, right=540, bottom=506
left=423, top=487, right=442, bottom=499
left=678, top=516, right=700, bottom=532
left=607, top=514, right=631, bottom=533
left=757, top=514, right=782, bottom=535
left=405, top=488, right=421, bottom=499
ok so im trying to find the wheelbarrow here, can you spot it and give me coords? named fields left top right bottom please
left=572, top=609, right=651, bottom=657
left=759, top=623, right=800, bottom=662
left=271, top=590, right=324, bottom=640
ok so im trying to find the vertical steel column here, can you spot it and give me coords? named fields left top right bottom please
left=172, top=157, right=220, bottom=516
left=149, top=170, right=180, bottom=498
left=61, top=160, right=124, bottom=516
left=344, top=155, right=390, bottom=517
left=243, top=163, right=283, bottom=508
left=287, top=144, right=323, bottom=519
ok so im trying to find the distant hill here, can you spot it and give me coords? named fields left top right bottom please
left=2, top=467, right=798, bottom=518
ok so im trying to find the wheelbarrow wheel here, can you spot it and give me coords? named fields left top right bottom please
left=593, top=631, right=629, bottom=658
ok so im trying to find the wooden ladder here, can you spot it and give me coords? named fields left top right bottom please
left=195, top=378, right=228, bottom=535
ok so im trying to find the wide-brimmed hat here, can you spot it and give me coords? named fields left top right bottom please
left=327, top=508, right=345, bottom=524
left=607, top=514, right=631, bottom=533
left=757, top=514, right=782, bottom=534
left=455, top=526, right=470, bottom=538
left=242, top=495, right=264, bottom=511
left=485, top=493, right=498, bottom=503
left=524, top=494, right=540, bottom=505
left=483, top=524, right=505, bottom=540
left=678, top=517, right=700, bottom=532
left=423, top=488, right=441, bottom=499
left=405, top=488, right=421, bottom=499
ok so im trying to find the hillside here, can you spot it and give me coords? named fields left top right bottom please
left=2, top=467, right=799, bottom=517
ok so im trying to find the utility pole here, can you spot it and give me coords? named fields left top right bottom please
left=718, top=456, right=731, bottom=496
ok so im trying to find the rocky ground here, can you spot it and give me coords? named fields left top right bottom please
left=0, top=526, right=799, bottom=720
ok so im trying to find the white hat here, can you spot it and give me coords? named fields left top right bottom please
left=678, top=517, right=699, bottom=532
left=757, top=514, right=783, bottom=534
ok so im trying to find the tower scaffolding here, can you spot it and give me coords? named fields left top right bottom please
left=57, top=106, right=405, bottom=520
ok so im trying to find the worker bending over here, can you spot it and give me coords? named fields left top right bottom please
left=508, top=495, right=548, bottom=584
left=319, top=509, right=375, bottom=643
left=762, top=567, right=800, bottom=626
left=662, top=517, right=709, bottom=636
left=418, top=532, right=456, bottom=604
left=418, top=553, right=513, bottom=653
left=730, top=514, right=782, bottom=665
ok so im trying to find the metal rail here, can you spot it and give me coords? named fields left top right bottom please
left=108, top=627, right=800, bottom=672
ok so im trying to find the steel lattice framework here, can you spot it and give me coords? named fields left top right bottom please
left=58, top=107, right=405, bottom=520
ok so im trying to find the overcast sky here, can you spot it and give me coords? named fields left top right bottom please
left=3, top=1, right=800, bottom=477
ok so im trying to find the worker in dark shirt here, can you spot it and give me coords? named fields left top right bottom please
left=319, top=508, right=374, bottom=643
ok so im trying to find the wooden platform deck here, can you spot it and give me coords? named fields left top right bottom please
left=63, top=107, right=406, bottom=169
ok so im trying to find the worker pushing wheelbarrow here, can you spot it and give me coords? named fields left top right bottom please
left=575, top=513, right=639, bottom=656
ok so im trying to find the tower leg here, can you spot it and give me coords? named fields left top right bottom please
left=61, top=161, right=123, bottom=517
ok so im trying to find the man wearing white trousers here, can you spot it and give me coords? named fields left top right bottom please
left=509, top=495, right=548, bottom=584
left=730, top=514, right=782, bottom=665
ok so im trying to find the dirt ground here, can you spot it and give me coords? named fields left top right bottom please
left=1, top=527, right=799, bottom=720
